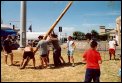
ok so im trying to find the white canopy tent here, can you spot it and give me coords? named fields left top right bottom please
left=1, top=24, right=13, bottom=30
left=18, top=32, right=46, bottom=40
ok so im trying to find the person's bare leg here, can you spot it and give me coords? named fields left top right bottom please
left=71, top=56, right=75, bottom=67
left=20, top=59, right=26, bottom=69
left=60, top=56, right=65, bottom=63
left=20, top=57, right=30, bottom=69
left=68, top=56, right=70, bottom=63
left=4, top=54, right=8, bottom=65
left=10, top=53, right=14, bottom=65
left=47, top=51, right=50, bottom=63
left=40, top=57, right=44, bottom=68
left=20, top=58, right=24, bottom=67
left=71, top=56, right=74, bottom=63
left=113, top=53, right=116, bottom=60
left=109, top=53, right=112, bottom=60
left=46, top=56, right=49, bottom=65
left=33, top=57, right=35, bottom=68
left=44, top=57, right=48, bottom=68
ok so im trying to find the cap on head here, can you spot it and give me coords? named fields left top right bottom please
left=38, top=35, right=43, bottom=39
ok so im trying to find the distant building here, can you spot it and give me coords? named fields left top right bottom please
left=99, top=26, right=116, bottom=39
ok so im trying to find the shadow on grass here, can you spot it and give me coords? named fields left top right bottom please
left=13, top=61, right=86, bottom=70
left=48, top=62, right=86, bottom=69
left=75, top=62, right=86, bottom=66
left=103, top=58, right=121, bottom=62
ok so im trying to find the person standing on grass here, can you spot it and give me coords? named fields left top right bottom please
left=20, top=42, right=35, bottom=69
left=48, top=34, right=65, bottom=67
left=1, top=36, right=4, bottom=51
left=108, top=38, right=116, bottom=60
left=34, top=35, right=48, bottom=68
left=82, top=40, right=102, bottom=82
left=66, top=36, right=76, bottom=67
left=3, top=35, right=14, bottom=66
left=46, top=36, right=52, bottom=65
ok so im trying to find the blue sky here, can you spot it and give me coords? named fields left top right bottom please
left=1, top=1, right=121, bottom=35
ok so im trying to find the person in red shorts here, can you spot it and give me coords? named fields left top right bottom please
left=82, top=40, right=102, bottom=82
left=108, top=38, right=116, bottom=60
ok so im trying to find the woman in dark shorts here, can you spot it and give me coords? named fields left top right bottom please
left=20, top=43, right=35, bottom=69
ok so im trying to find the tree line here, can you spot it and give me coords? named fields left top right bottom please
left=72, top=30, right=109, bottom=41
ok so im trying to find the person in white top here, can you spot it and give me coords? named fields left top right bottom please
left=108, top=38, right=116, bottom=60
left=66, top=36, right=76, bottom=67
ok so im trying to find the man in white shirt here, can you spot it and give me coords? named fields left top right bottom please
left=108, top=38, right=116, bottom=60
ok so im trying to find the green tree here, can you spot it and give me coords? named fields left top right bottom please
left=91, top=30, right=99, bottom=39
left=85, top=33, right=92, bottom=40
left=73, top=31, right=85, bottom=40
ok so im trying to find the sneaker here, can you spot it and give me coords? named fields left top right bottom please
left=5, top=64, right=9, bottom=67
left=46, top=66, right=51, bottom=69
left=72, top=63, right=75, bottom=67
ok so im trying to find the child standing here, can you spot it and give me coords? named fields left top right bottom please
left=67, top=36, right=76, bottom=67
left=82, top=40, right=102, bottom=82
left=108, top=38, right=116, bottom=60
left=20, top=43, right=35, bottom=69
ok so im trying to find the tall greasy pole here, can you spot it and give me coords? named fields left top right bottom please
left=43, top=1, right=73, bottom=40
left=20, top=1, right=26, bottom=48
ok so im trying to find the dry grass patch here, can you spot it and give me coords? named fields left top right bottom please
left=1, top=48, right=121, bottom=82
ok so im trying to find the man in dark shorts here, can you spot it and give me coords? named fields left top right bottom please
left=20, top=43, right=35, bottom=69
left=3, top=35, right=14, bottom=66
left=34, top=35, right=48, bottom=68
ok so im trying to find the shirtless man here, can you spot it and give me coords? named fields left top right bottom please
left=20, top=43, right=35, bottom=69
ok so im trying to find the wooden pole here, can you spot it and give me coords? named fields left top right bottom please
left=43, top=1, right=73, bottom=40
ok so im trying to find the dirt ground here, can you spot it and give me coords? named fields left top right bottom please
left=1, top=46, right=121, bottom=82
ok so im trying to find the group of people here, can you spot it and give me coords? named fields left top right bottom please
left=20, top=34, right=76, bottom=69
left=1, top=35, right=121, bottom=82
left=2, top=34, right=76, bottom=69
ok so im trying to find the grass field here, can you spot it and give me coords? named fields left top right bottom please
left=1, top=45, right=121, bottom=82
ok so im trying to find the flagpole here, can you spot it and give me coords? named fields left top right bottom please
left=20, top=1, right=26, bottom=48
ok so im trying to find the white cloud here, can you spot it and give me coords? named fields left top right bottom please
left=107, top=23, right=116, bottom=28
left=82, top=23, right=99, bottom=27
left=106, top=11, right=121, bottom=16
left=63, top=27, right=75, bottom=31
left=83, top=11, right=121, bottom=16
